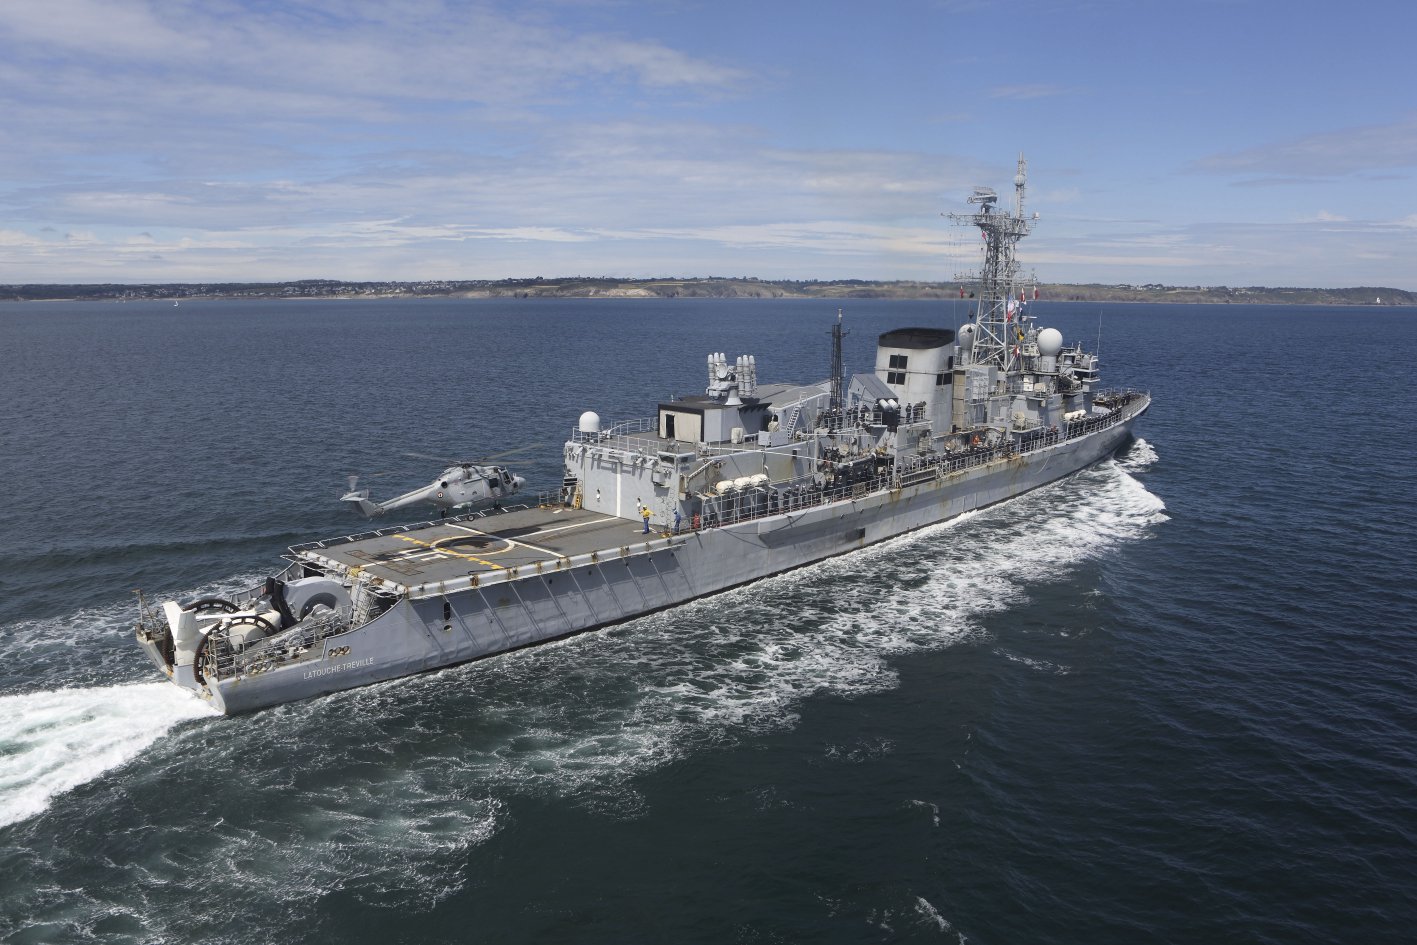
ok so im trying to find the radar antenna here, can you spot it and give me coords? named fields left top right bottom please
left=949, top=153, right=1037, bottom=372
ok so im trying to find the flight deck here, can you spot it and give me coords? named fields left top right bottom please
left=289, top=506, right=672, bottom=597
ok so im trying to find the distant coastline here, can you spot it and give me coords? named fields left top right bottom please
left=1, top=277, right=1412, bottom=306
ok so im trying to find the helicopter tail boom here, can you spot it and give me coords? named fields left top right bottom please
left=339, top=489, right=387, bottom=518
left=350, top=497, right=383, bottom=518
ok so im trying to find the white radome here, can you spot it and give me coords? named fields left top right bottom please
left=578, top=410, right=601, bottom=434
left=1037, top=327, right=1063, bottom=357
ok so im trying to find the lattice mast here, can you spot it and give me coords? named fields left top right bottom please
left=950, top=154, right=1037, bottom=372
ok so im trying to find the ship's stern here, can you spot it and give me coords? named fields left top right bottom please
left=135, top=596, right=215, bottom=700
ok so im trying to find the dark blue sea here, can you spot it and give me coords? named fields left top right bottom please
left=1, top=298, right=1414, bottom=944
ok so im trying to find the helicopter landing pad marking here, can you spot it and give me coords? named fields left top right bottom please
left=446, top=522, right=564, bottom=560
left=520, top=518, right=612, bottom=538
left=432, top=535, right=513, bottom=557
left=394, top=534, right=504, bottom=570
left=444, top=521, right=555, bottom=558
left=444, top=524, right=508, bottom=545
left=503, top=537, right=559, bottom=558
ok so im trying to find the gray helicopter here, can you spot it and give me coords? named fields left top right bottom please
left=341, top=449, right=529, bottom=519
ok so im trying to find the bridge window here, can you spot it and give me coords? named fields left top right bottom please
left=886, top=354, right=908, bottom=385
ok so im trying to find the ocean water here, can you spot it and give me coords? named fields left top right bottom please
left=0, top=298, right=1413, bottom=944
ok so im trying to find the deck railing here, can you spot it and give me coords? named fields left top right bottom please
left=192, top=390, right=1152, bottom=678
left=677, top=390, right=1149, bottom=534
left=202, top=610, right=353, bottom=681
left=570, top=416, right=658, bottom=444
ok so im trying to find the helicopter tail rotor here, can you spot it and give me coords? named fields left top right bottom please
left=340, top=491, right=382, bottom=518
left=352, top=497, right=382, bottom=518
left=340, top=473, right=381, bottom=517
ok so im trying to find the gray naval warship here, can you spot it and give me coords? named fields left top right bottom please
left=137, top=157, right=1150, bottom=714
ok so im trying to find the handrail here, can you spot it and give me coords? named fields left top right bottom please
left=202, top=391, right=1150, bottom=679
left=682, top=391, right=1148, bottom=534
left=203, top=611, right=353, bottom=680
left=570, top=416, right=658, bottom=443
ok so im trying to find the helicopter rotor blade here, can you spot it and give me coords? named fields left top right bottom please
left=401, top=444, right=538, bottom=466
left=344, top=470, right=398, bottom=484
left=472, top=445, right=537, bottom=462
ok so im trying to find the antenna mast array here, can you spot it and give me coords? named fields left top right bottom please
left=829, top=308, right=848, bottom=412
left=950, top=154, right=1037, bottom=372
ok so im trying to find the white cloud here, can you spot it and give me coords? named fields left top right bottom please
left=6, top=116, right=988, bottom=241
left=0, top=1, right=746, bottom=112
left=0, top=0, right=194, bottom=57
left=0, top=229, right=43, bottom=247
left=4, top=209, right=1415, bottom=288
left=1027, top=216, right=1417, bottom=288
left=1190, top=118, right=1417, bottom=177
left=1, top=2, right=1412, bottom=289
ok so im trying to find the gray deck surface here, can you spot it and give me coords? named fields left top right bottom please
left=303, top=507, right=653, bottom=590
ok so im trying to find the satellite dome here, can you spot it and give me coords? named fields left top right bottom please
left=958, top=323, right=977, bottom=347
left=1037, top=327, right=1063, bottom=357
left=578, top=411, right=601, bottom=434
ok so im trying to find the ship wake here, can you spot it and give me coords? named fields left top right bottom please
left=0, top=573, right=263, bottom=829
left=0, top=682, right=217, bottom=829
left=324, top=440, right=1168, bottom=816
left=0, top=444, right=1166, bottom=938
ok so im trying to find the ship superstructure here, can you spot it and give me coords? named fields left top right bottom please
left=137, top=160, right=1150, bottom=714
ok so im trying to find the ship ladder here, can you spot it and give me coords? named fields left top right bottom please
left=350, top=575, right=378, bottom=626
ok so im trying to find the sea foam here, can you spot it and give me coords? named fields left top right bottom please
left=331, top=455, right=1169, bottom=817
left=0, top=452, right=1165, bottom=839
left=0, top=682, right=216, bottom=829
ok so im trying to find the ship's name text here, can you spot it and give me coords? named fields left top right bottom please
left=303, top=657, right=375, bottom=680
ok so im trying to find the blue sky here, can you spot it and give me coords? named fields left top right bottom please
left=2, top=0, right=1414, bottom=288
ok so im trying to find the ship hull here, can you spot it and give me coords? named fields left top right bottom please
left=203, top=410, right=1144, bottom=714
